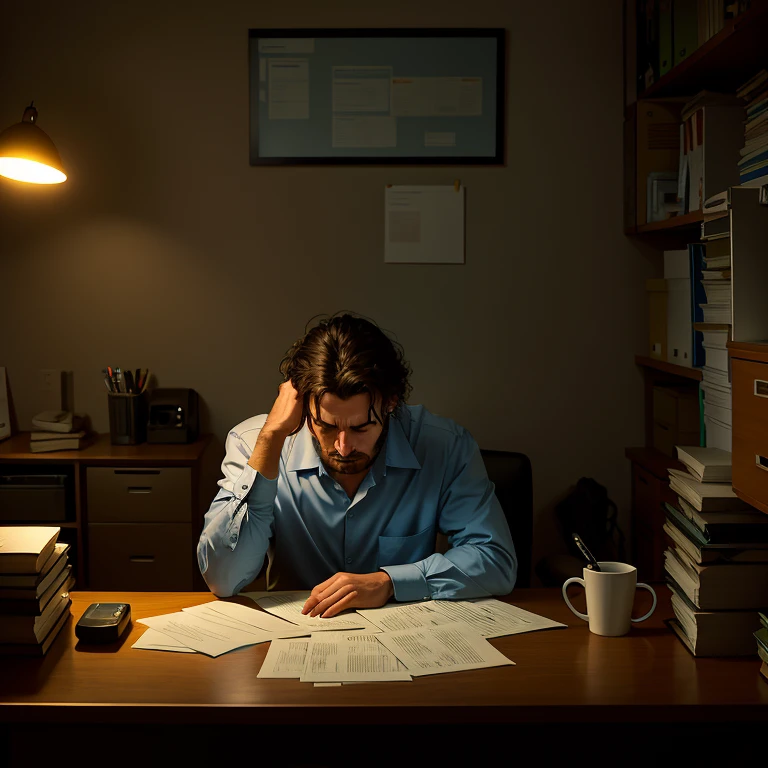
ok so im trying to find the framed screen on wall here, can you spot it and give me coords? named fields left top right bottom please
left=248, top=28, right=505, bottom=165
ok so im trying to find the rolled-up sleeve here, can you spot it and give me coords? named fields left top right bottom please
left=197, top=421, right=278, bottom=597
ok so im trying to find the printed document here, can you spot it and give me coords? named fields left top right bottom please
left=359, top=599, right=566, bottom=638
left=384, top=185, right=464, bottom=264
left=300, top=632, right=412, bottom=683
left=132, top=628, right=196, bottom=653
left=182, top=600, right=310, bottom=634
left=137, top=608, right=305, bottom=657
left=434, top=598, right=567, bottom=638
left=243, top=591, right=374, bottom=631
left=375, top=622, right=515, bottom=677
left=257, top=638, right=310, bottom=678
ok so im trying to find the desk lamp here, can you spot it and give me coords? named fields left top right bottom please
left=0, top=102, right=66, bottom=184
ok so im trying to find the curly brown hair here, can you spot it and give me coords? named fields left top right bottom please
left=279, top=312, right=412, bottom=434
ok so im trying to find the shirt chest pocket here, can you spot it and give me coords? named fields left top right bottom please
left=377, top=525, right=435, bottom=568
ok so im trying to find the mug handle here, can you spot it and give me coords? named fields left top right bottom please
left=562, top=577, right=589, bottom=621
left=631, top=582, right=657, bottom=623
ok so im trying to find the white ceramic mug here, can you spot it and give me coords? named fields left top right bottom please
left=562, top=562, right=657, bottom=637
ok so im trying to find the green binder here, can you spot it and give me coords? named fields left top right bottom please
left=659, top=0, right=673, bottom=76
left=673, top=0, right=700, bottom=67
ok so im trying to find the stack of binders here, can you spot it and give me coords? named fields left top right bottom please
left=695, top=208, right=733, bottom=451
left=0, top=526, right=75, bottom=655
left=663, top=446, right=768, bottom=656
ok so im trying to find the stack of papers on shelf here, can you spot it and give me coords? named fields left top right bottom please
left=675, top=446, right=732, bottom=483
left=133, top=591, right=567, bottom=682
left=668, top=469, right=748, bottom=512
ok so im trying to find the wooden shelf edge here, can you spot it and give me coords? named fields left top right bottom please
left=631, top=210, right=704, bottom=235
left=635, top=355, right=704, bottom=380
left=625, top=446, right=686, bottom=479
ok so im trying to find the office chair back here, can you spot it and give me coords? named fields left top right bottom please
left=479, top=449, right=533, bottom=589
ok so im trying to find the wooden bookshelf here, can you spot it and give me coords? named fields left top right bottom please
left=638, top=2, right=768, bottom=100
left=635, top=355, right=703, bottom=381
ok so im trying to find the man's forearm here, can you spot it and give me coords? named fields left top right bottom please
left=247, top=428, right=288, bottom=479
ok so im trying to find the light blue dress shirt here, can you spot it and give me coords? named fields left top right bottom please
left=197, top=404, right=517, bottom=601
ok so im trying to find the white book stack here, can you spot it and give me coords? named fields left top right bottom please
left=696, top=229, right=732, bottom=452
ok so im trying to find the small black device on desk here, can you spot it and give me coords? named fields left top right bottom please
left=147, top=387, right=199, bottom=444
left=75, top=603, right=131, bottom=643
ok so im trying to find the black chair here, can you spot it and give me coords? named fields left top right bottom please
left=480, top=449, right=533, bottom=589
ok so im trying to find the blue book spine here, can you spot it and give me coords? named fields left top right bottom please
left=689, top=243, right=706, bottom=368
left=740, top=165, right=768, bottom=183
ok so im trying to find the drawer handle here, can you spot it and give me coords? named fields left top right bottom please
left=757, top=456, right=768, bottom=473
left=755, top=380, right=768, bottom=399
left=114, top=470, right=161, bottom=476
left=127, top=487, right=152, bottom=494
left=129, top=555, right=155, bottom=563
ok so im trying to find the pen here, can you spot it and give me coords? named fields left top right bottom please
left=572, top=533, right=601, bottom=572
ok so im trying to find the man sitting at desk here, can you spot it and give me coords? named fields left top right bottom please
left=197, top=313, right=516, bottom=618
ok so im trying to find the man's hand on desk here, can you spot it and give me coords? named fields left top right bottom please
left=302, top=571, right=394, bottom=618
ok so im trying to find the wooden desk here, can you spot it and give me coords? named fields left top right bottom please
left=1, top=589, right=767, bottom=763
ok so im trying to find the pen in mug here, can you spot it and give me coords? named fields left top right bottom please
left=572, top=533, right=601, bottom=572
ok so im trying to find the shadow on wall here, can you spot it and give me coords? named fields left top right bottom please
left=535, top=478, right=627, bottom=587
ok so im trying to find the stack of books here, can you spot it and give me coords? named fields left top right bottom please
left=30, top=411, right=88, bottom=453
left=756, top=612, right=768, bottom=683
left=0, top=526, right=75, bottom=655
left=664, top=447, right=768, bottom=656
left=736, top=69, right=768, bottom=188
left=694, top=216, right=733, bottom=451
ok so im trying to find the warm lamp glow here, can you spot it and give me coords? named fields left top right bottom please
left=0, top=157, right=66, bottom=184
left=0, top=103, right=67, bottom=185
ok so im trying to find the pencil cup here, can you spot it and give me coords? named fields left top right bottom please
left=107, top=393, right=147, bottom=445
left=562, top=562, right=657, bottom=637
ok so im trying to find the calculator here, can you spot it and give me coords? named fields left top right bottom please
left=75, top=602, right=131, bottom=644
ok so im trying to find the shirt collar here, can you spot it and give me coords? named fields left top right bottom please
left=284, top=411, right=421, bottom=474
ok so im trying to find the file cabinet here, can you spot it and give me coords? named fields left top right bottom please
left=730, top=342, right=768, bottom=516
left=87, top=466, right=196, bottom=590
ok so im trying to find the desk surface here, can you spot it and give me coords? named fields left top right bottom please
left=1, top=588, right=767, bottom=726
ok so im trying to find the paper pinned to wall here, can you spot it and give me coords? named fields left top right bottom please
left=384, top=185, right=465, bottom=264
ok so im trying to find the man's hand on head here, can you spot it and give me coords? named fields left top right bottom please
left=302, top=571, right=394, bottom=618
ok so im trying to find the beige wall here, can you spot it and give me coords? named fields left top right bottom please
left=0, top=0, right=654, bottom=579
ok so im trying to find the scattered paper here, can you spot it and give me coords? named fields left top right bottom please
left=132, top=627, right=196, bottom=653
left=359, top=598, right=566, bottom=638
left=183, top=600, right=310, bottom=635
left=243, top=591, right=373, bottom=631
left=375, top=622, right=515, bottom=677
left=257, top=638, right=310, bottom=679
left=137, top=610, right=292, bottom=658
left=300, top=632, right=412, bottom=683
left=434, top=598, right=567, bottom=638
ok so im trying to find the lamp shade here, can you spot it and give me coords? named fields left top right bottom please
left=0, top=103, right=66, bottom=184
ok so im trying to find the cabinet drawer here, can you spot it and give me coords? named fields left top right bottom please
left=87, top=467, right=191, bottom=523
left=88, top=523, right=193, bottom=590
left=732, top=358, right=768, bottom=510
left=732, top=359, right=768, bottom=450
left=732, top=432, right=768, bottom=513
